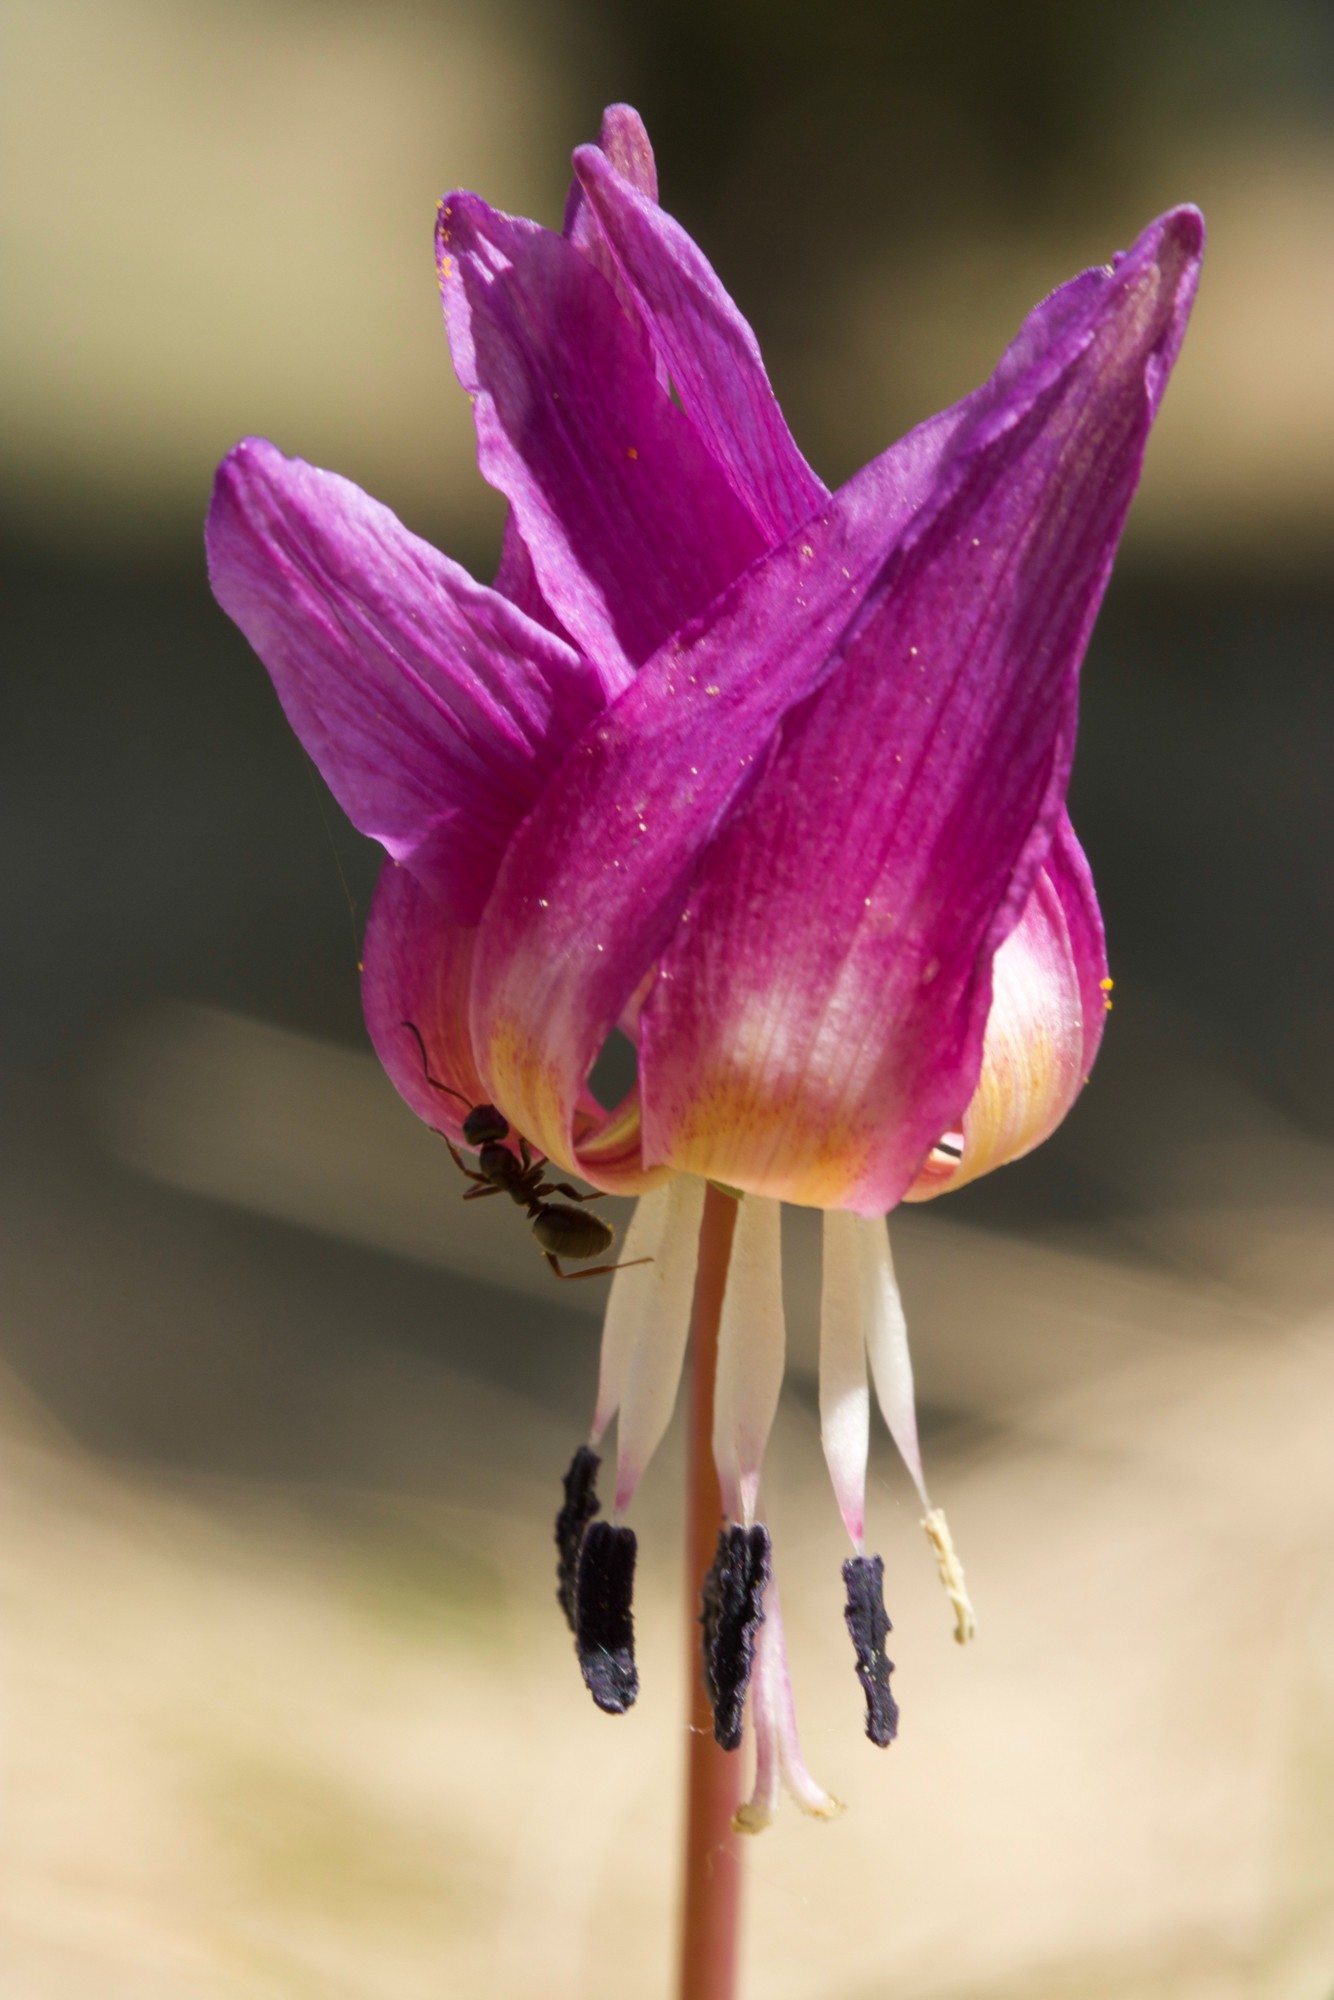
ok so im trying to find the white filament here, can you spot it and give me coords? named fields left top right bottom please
left=819, top=1209, right=871, bottom=1551
left=859, top=1215, right=931, bottom=1511
left=859, top=1218, right=978, bottom=1641
left=611, top=1174, right=706, bottom=1513
left=590, top=1181, right=680, bottom=1443
left=734, top=1573, right=842, bottom=1833
left=712, top=1195, right=785, bottom=1526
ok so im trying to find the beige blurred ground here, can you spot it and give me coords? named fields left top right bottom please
left=0, top=1007, right=1331, bottom=1998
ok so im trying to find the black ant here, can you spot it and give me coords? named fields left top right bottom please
left=401, top=1023, right=651, bottom=1283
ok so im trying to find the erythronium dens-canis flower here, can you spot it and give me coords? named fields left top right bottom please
left=207, top=104, right=1202, bottom=1826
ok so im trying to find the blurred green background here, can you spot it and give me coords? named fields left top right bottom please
left=1, top=3, right=1332, bottom=1996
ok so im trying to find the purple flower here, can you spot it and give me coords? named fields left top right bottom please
left=207, top=105, right=1201, bottom=1823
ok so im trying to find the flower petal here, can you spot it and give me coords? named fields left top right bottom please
left=563, top=105, right=666, bottom=381
left=206, top=439, right=605, bottom=925
left=571, top=141, right=827, bottom=544
left=491, top=105, right=668, bottom=629
left=360, top=860, right=487, bottom=1146
left=437, top=193, right=766, bottom=687
left=905, top=814, right=1108, bottom=1200
left=468, top=422, right=965, bottom=1185
left=639, top=209, right=1202, bottom=1211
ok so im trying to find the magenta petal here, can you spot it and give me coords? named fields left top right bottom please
left=906, top=818, right=1107, bottom=1201
left=491, top=104, right=668, bottom=626
left=207, top=440, right=606, bottom=925
left=563, top=105, right=665, bottom=378
left=361, top=861, right=488, bottom=1145
left=466, top=427, right=970, bottom=1183
left=437, top=194, right=765, bottom=686
left=639, top=210, right=1202, bottom=1210
left=1043, top=812, right=1109, bottom=1083
left=571, top=143, right=827, bottom=544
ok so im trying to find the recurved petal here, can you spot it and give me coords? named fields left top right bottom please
left=437, top=193, right=765, bottom=688
left=361, top=860, right=488, bottom=1146
left=904, top=814, right=1109, bottom=1199
left=571, top=141, right=827, bottom=545
left=639, top=209, right=1201, bottom=1211
left=491, top=106, right=666, bottom=634
left=563, top=106, right=665, bottom=379
left=207, top=440, right=604, bottom=926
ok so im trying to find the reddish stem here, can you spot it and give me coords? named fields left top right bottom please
left=678, top=1185, right=744, bottom=2000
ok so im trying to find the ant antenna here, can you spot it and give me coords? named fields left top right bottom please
left=401, top=1020, right=471, bottom=1107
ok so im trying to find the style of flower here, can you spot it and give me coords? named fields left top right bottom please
left=207, top=105, right=1202, bottom=1827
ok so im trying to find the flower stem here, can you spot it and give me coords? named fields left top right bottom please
left=678, top=1184, right=744, bottom=2000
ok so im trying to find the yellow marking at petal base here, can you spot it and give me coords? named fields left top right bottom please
left=482, top=1013, right=665, bottom=1197
left=481, top=1014, right=576, bottom=1176
left=660, top=1069, right=875, bottom=1209
left=923, top=1507, right=976, bottom=1645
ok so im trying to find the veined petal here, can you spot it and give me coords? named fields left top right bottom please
left=713, top=1195, right=785, bottom=1527
left=492, top=105, right=666, bottom=630
left=468, top=421, right=969, bottom=1186
left=640, top=209, right=1202, bottom=1210
left=572, top=142, right=827, bottom=544
left=360, top=861, right=488, bottom=1146
left=563, top=105, right=666, bottom=385
left=906, top=814, right=1109, bottom=1200
left=437, top=193, right=765, bottom=688
left=1045, top=810, right=1111, bottom=1082
left=207, top=439, right=604, bottom=925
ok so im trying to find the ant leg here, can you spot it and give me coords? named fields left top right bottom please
left=544, top=1254, right=654, bottom=1282
left=444, top=1138, right=489, bottom=1187
left=402, top=1021, right=471, bottom=1106
left=462, top=1183, right=505, bottom=1202
left=547, top=1183, right=608, bottom=1205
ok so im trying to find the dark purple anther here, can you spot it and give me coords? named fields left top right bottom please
left=700, top=1523, right=771, bottom=1750
left=842, top=1552, right=898, bottom=1747
left=555, top=1443, right=601, bottom=1633
left=575, top=1519, right=639, bottom=1714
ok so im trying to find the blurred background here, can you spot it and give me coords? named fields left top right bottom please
left=2, top=2, right=1333, bottom=1995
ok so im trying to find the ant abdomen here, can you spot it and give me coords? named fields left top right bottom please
left=532, top=1205, right=615, bottom=1262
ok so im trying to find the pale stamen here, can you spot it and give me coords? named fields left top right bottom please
left=819, top=1208, right=871, bottom=1551
left=734, top=1574, right=842, bottom=1833
left=611, top=1174, right=705, bottom=1514
left=712, top=1195, right=785, bottom=1528
left=860, top=1215, right=977, bottom=1643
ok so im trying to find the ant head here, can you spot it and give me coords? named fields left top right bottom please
left=463, top=1103, right=509, bottom=1148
